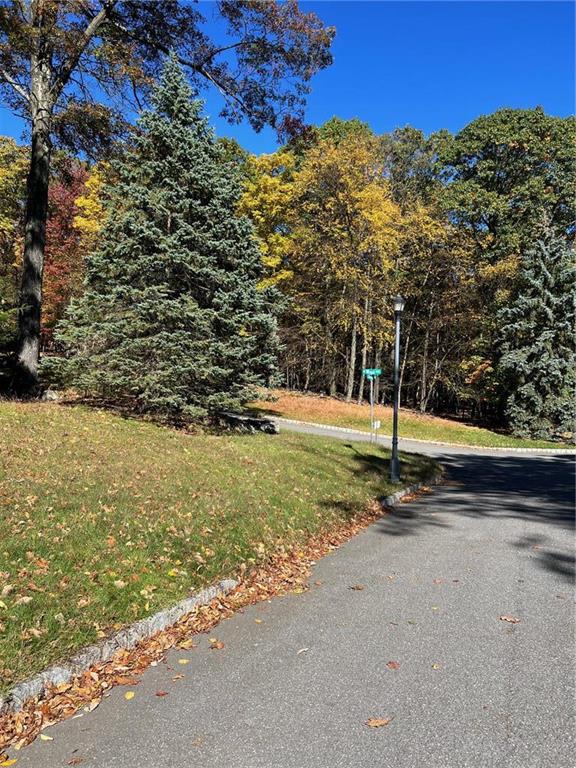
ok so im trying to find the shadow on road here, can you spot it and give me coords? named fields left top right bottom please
left=369, top=452, right=574, bottom=581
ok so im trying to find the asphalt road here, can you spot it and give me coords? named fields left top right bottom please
left=12, top=426, right=575, bottom=768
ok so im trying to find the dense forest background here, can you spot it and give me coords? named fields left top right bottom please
left=1, top=104, right=574, bottom=438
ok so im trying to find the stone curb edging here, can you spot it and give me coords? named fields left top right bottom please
left=272, top=417, right=576, bottom=454
left=382, top=474, right=443, bottom=508
left=0, top=469, right=443, bottom=718
left=0, top=578, right=238, bottom=716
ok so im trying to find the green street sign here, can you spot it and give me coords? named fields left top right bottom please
left=363, top=367, right=382, bottom=377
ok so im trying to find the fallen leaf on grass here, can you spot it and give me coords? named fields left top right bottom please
left=155, top=691, right=169, bottom=697
left=39, top=734, right=53, bottom=741
left=366, top=717, right=392, bottom=728
left=349, top=584, right=365, bottom=591
left=0, top=502, right=390, bottom=752
left=386, top=661, right=400, bottom=670
left=499, top=615, right=521, bottom=624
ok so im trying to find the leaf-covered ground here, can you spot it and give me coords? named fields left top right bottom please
left=252, top=390, right=563, bottom=449
left=0, top=402, right=435, bottom=692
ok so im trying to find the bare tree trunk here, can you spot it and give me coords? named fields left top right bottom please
left=356, top=296, right=369, bottom=404
left=374, top=340, right=382, bottom=403
left=345, top=314, right=357, bottom=403
left=326, top=323, right=337, bottom=396
left=304, top=341, right=311, bottom=391
left=419, top=329, right=429, bottom=412
left=398, top=314, right=414, bottom=408
left=14, top=10, right=53, bottom=395
left=419, top=303, right=434, bottom=413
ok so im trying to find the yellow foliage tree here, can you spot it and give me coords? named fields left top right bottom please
left=290, top=133, right=402, bottom=399
left=238, top=151, right=296, bottom=288
left=0, top=137, right=27, bottom=343
left=73, top=163, right=107, bottom=250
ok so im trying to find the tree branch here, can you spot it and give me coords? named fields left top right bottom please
left=106, top=18, right=253, bottom=119
left=50, top=0, right=118, bottom=99
left=0, top=67, right=30, bottom=104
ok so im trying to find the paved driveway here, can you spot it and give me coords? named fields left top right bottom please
left=11, top=432, right=575, bottom=768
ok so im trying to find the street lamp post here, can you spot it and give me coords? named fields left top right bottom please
left=390, top=295, right=405, bottom=482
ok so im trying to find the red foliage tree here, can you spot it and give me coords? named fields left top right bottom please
left=42, top=162, right=88, bottom=343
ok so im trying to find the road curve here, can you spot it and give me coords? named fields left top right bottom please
left=271, top=416, right=576, bottom=457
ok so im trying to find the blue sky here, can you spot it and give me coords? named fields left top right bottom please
left=1, top=1, right=574, bottom=154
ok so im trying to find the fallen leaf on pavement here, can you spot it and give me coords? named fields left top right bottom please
left=0, top=760, right=18, bottom=766
left=177, top=659, right=190, bottom=665
left=386, top=661, right=400, bottom=670
left=39, top=734, right=53, bottom=742
left=0, top=501, right=390, bottom=752
left=366, top=717, right=392, bottom=728
left=83, top=698, right=100, bottom=713
left=433, top=579, right=443, bottom=585
left=297, top=648, right=309, bottom=655
left=499, top=615, right=520, bottom=624
left=209, top=640, right=224, bottom=650
left=349, top=584, right=365, bottom=591
left=171, top=674, right=184, bottom=681
left=111, top=676, right=140, bottom=686
left=254, top=619, right=263, bottom=624
left=67, top=759, right=84, bottom=766
left=177, top=639, right=196, bottom=650
left=431, top=663, right=441, bottom=670
left=155, top=691, right=169, bottom=697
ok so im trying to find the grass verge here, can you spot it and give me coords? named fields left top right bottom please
left=251, top=390, right=564, bottom=449
left=0, top=401, right=435, bottom=693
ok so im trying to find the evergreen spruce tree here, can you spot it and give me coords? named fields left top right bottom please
left=46, top=55, right=279, bottom=419
left=497, top=224, right=575, bottom=440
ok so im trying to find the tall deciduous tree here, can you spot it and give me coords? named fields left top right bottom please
left=498, top=225, right=575, bottom=440
left=42, top=159, right=88, bottom=337
left=290, top=132, right=401, bottom=400
left=0, top=0, right=333, bottom=394
left=0, top=136, right=27, bottom=347
left=46, top=56, right=280, bottom=420
left=440, top=108, right=575, bottom=277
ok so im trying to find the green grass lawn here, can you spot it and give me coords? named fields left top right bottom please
left=0, top=402, right=435, bottom=692
left=252, top=390, right=567, bottom=449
